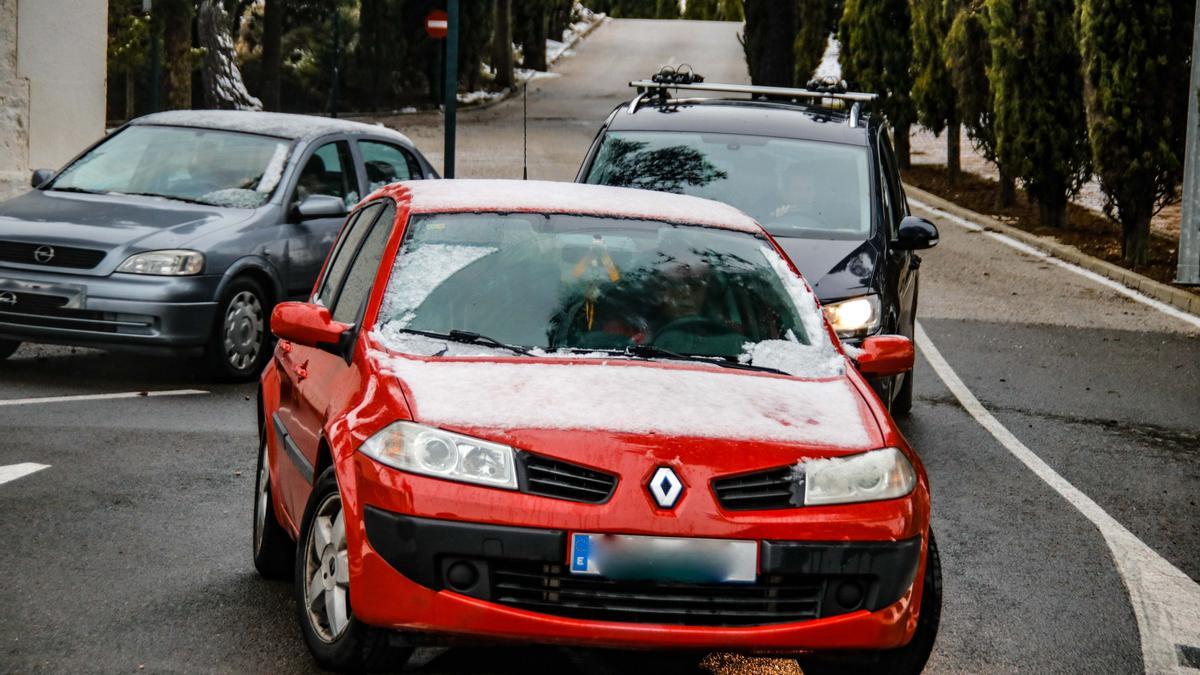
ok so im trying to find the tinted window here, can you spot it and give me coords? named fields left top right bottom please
left=585, top=131, right=871, bottom=239
left=316, top=202, right=384, bottom=306
left=878, top=132, right=903, bottom=237
left=332, top=202, right=397, bottom=323
left=360, top=141, right=421, bottom=191
left=295, top=141, right=358, bottom=208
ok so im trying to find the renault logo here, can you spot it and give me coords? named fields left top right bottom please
left=33, top=245, right=55, bottom=264
left=0, top=291, right=15, bottom=306
left=647, top=466, right=684, bottom=509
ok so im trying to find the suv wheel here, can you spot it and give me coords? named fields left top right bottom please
left=295, top=468, right=412, bottom=672
left=206, top=277, right=270, bottom=381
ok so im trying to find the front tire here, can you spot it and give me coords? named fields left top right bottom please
left=252, top=433, right=293, bottom=579
left=795, top=530, right=942, bottom=675
left=205, top=277, right=270, bottom=382
left=295, top=468, right=412, bottom=672
left=892, top=369, right=914, bottom=415
left=0, top=339, right=20, bottom=360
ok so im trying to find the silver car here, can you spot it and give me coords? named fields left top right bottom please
left=0, top=110, right=436, bottom=379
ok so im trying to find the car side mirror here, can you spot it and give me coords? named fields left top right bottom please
left=31, top=169, right=54, bottom=189
left=854, top=335, right=914, bottom=377
left=894, top=216, right=939, bottom=250
left=271, top=301, right=353, bottom=358
left=292, top=194, right=347, bottom=221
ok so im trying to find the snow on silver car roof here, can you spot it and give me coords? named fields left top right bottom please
left=130, top=110, right=416, bottom=145
left=397, top=179, right=764, bottom=233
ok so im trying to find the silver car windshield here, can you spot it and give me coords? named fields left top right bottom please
left=585, top=131, right=871, bottom=239
left=50, top=125, right=291, bottom=209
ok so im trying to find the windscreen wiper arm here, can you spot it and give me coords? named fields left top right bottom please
left=397, top=328, right=535, bottom=357
left=616, top=344, right=789, bottom=376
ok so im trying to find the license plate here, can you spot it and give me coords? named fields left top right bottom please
left=569, top=533, right=757, bottom=584
left=0, top=278, right=85, bottom=308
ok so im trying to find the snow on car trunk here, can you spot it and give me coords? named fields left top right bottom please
left=373, top=354, right=876, bottom=448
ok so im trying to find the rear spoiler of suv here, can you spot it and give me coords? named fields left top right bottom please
left=627, top=79, right=879, bottom=127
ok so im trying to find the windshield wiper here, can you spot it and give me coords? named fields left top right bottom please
left=397, top=328, right=535, bottom=357
left=47, top=186, right=101, bottom=195
left=118, top=191, right=209, bottom=206
left=564, top=344, right=788, bottom=376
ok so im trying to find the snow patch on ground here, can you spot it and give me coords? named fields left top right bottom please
left=372, top=354, right=872, bottom=446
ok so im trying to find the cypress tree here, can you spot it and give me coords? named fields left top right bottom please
left=911, top=0, right=963, bottom=181
left=985, top=0, right=1090, bottom=228
left=742, top=0, right=798, bottom=86
left=684, top=0, right=719, bottom=20
left=794, top=0, right=831, bottom=85
left=839, top=0, right=916, bottom=167
left=717, top=0, right=744, bottom=21
left=1078, top=0, right=1194, bottom=264
left=655, top=0, right=681, bottom=19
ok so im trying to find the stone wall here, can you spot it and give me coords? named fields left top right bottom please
left=0, top=0, right=31, bottom=200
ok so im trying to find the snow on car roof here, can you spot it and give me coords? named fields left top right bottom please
left=130, top=110, right=416, bottom=146
left=390, top=179, right=765, bottom=233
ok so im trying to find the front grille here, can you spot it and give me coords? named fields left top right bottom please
left=0, top=240, right=107, bottom=269
left=490, top=561, right=824, bottom=626
left=517, top=452, right=617, bottom=504
left=712, top=466, right=800, bottom=511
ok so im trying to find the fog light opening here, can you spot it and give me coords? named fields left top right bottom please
left=834, top=580, right=864, bottom=610
left=446, top=561, right=480, bottom=592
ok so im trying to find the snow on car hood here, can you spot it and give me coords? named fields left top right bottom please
left=373, top=354, right=876, bottom=448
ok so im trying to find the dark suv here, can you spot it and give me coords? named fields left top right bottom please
left=576, top=76, right=938, bottom=413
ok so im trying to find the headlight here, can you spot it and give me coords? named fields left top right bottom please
left=116, top=249, right=205, bottom=276
left=801, top=447, right=915, bottom=506
left=822, top=294, right=882, bottom=338
left=359, top=421, right=517, bottom=489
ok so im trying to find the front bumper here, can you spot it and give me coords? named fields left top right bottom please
left=0, top=269, right=220, bottom=353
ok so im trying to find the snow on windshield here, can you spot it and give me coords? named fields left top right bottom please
left=377, top=243, right=498, bottom=328
left=373, top=354, right=870, bottom=447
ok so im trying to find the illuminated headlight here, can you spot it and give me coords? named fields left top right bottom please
left=822, top=294, right=882, bottom=338
left=802, top=447, right=916, bottom=506
left=360, top=421, right=517, bottom=489
left=116, top=249, right=205, bottom=276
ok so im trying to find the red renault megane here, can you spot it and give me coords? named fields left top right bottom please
left=252, top=179, right=940, bottom=673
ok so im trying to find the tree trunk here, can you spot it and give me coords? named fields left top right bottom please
left=894, top=124, right=911, bottom=169
left=1038, top=200, right=1066, bottom=229
left=742, top=0, right=796, bottom=87
left=198, top=0, right=263, bottom=110
left=492, top=0, right=515, bottom=89
left=125, top=68, right=137, bottom=121
left=1121, top=206, right=1152, bottom=266
left=517, top=3, right=548, bottom=72
left=998, top=166, right=1016, bottom=207
left=946, top=120, right=961, bottom=184
left=162, top=0, right=193, bottom=110
left=260, top=0, right=283, bottom=110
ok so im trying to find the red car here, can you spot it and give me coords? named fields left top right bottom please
left=253, top=179, right=940, bottom=674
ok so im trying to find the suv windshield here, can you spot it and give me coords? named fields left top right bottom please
left=584, top=131, right=871, bottom=239
left=50, top=125, right=291, bottom=209
left=375, top=213, right=841, bottom=377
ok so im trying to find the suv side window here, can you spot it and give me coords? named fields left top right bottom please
left=315, top=202, right=384, bottom=307
left=331, top=202, right=397, bottom=323
left=294, top=140, right=358, bottom=207
left=360, top=141, right=423, bottom=192
left=877, top=131, right=904, bottom=238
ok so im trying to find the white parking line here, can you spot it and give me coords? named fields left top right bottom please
left=0, top=389, right=209, bottom=407
left=0, top=463, right=49, bottom=486
left=909, top=198, right=1200, bottom=331
left=916, top=321, right=1200, bottom=673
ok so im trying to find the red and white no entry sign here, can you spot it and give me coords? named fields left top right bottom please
left=425, top=9, right=449, bottom=39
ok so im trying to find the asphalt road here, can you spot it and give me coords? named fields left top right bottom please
left=2, top=18, right=1198, bottom=675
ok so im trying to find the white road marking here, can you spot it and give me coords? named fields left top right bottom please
left=0, top=389, right=209, bottom=407
left=909, top=198, right=1200, bottom=331
left=0, top=463, right=49, bottom=486
left=916, top=322, right=1200, bottom=674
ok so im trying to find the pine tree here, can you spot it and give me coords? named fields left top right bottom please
left=945, top=1, right=1015, bottom=205
left=742, top=0, right=797, bottom=86
left=1078, top=0, right=1194, bottom=264
left=839, top=0, right=916, bottom=166
left=985, top=0, right=1091, bottom=228
left=911, top=0, right=963, bottom=181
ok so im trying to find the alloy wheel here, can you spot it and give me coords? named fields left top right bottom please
left=223, top=290, right=264, bottom=371
left=303, top=492, right=351, bottom=642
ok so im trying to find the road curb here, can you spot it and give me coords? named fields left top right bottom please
left=904, top=183, right=1200, bottom=318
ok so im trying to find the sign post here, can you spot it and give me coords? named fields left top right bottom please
left=426, top=5, right=458, bottom=178
left=1177, top=0, right=1200, bottom=284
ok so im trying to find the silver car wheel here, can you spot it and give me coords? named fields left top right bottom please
left=223, top=290, right=264, bottom=371
left=304, top=492, right=351, bottom=642
left=253, top=439, right=270, bottom=555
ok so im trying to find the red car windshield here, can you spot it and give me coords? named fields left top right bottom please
left=375, top=213, right=842, bottom=376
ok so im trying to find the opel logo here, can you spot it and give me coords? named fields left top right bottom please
left=33, top=245, right=55, bottom=264
left=0, top=291, right=16, bottom=307
left=647, top=466, right=684, bottom=509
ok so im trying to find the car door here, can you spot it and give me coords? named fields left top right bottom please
left=274, top=201, right=387, bottom=517
left=877, top=131, right=914, bottom=339
left=283, top=138, right=362, bottom=296
left=357, top=139, right=426, bottom=193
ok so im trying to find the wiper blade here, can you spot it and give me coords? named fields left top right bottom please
left=397, top=328, right=535, bottom=357
left=602, top=344, right=788, bottom=376
left=118, top=191, right=208, bottom=205
left=47, top=186, right=100, bottom=195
